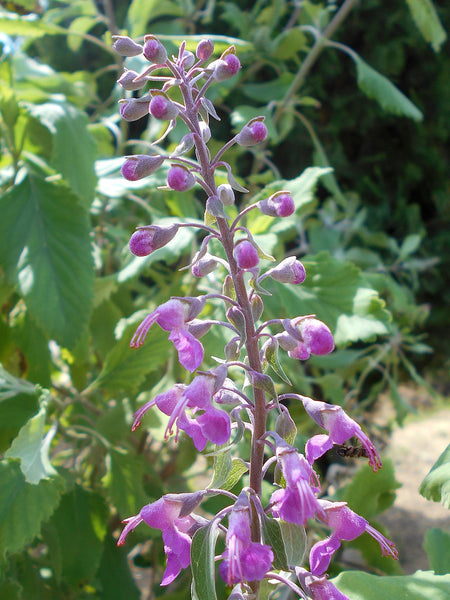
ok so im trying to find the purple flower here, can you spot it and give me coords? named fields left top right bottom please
left=258, top=191, right=295, bottom=218
left=234, top=240, right=259, bottom=270
left=300, top=396, right=382, bottom=471
left=270, top=443, right=325, bottom=525
left=296, top=568, right=350, bottom=600
left=236, top=119, right=268, bottom=147
left=316, top=500, right=398, bottom=565
left=298, top=318, right=334, bottom=356
left=119, top=98, right=150, bottom=122
left=210, top=52, right=241, bottom=81
left=196, top=39, right=214, bottom=61
left=167, top=165, right=196, bottom=191
left=143, top=35, right=167, bottom=63
left=130, top=299, right=204, bottom=372
left=129, top=224, right=179, bottom=257
left=266, top=257, right=306, bottom=285
left=117, top=495, right=197, bottom=585
left=220, top=493, right=273, bottom=585
left=122, top=155, right=164, bottom=181
left=149, top=95, right=179, bottom=120
left=112, top=35, right=143, bottom=57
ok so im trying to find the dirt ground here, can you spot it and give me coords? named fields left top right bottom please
left=377, top=404, right=449, bottom=574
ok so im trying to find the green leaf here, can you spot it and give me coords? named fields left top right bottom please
left=102, top=449, right=149, bottom=517
left=31, top=102, right=97, bottom=209
left=0, top=364, right=37, bottom=401
left=271, top=27, right=307, bottom=60
left=191, top=521, right=219, bottom=600
left=0, top=393, right=39, bottom=454
left=399, top=233, right=422, bottom=258
left=332, top=569, right=450, bottom=600
left=221, top=459, right=248, bottom=491
left=424, top=528, right=450, bottom=575
left=335, top=459, right=401, bottom=518
left=0, top=460, right=64, bottom=556
left=335, top=314, right=389, bottom=345
left=353, top=55, right=423, bottom=121
left=0, top=15, right=66, bottom=39
left=44, top=486, right=108, bottom=586
left=404, top=0, right=447, bottom=52
left=91, top=314, right=171, bottom=392
left=279, top=520, right=307, bottom=567
left=261, top=515, right=289, bottom=570
left=265, top=340, right=292, bottom=385
left=127, top=0, right=183, bottom=36
left=209, top=449, right=232, bottom=489
left=97, top=534, right=141, bottom=600
left=419, top=444, right=450, bottom=508
left=0, top=174, right=94, bottom=348
left=5, top=402, right=57, bottom=484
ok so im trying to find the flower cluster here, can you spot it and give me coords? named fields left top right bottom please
left=113, top=34, right=397, bottom=599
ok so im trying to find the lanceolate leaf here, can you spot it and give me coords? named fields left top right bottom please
left=0, top=460, right=65, bottom=556
left=191, top=521, right=219, bottom=600
left=404, top=0, right=447, bottom=52
left=0, top=174, right=94, bottom=349
left=352, top=55, right=423, bottom=121
left=261, top=515, right=289, bottom=570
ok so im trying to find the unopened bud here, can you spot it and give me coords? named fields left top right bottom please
left=143, top=35, right=167, bottom=63
left=266, top=256, right=306, bottom=284
left=288, top=342, right=310, bottom=360
left=298, top=318, right=334, bottom=356
left=217, top=184, right=235, bottom=206
left=186, top=319, right=212, bottom=339
left=181, top=50, right=195, bottom=69
left=224, top=339, right=241, bottom=361
left=199, top=121, right=211, bottom=143
left=236, top=118, right=267, bottom=147
left=275, top=331, right=299, bottom=351
left=121, top=155, right=164, bottom=181
left=196, top=39, right=214, bottom=61
left=234, top=240, right=259, bottom=270
left=167, top=165, right=196, bottom=191
left=210, top=52, right=241, bottom=81
left=117, top=69, right=147, bottom=91
left=251, top=294, right=264, bottom=321
left=119, top=98, right=149, bottom=122
left=191, top=254, right=218, bottom=277
left=149, top=94, right=179, bottom=120
left=257, top=191, right=295, bottom=218
left=129, top=224, right=179, bottom=257
left=112, top=35, right=143, bottom=57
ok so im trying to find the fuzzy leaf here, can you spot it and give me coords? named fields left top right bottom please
left=419, top=444, right=450, bottom=508
left=279, top=520, right=307, bottom=567
left=261, top=515, right=289, bottom=570
left=0, top=174, right=94, bottom=348
left=424, top=528, right=450, bottom=575
left=0, top=460, right=64, bottom=556
left=353, top=55, right=423, bottom=121
left=221, top=459, right=248, bottom=491
left=191, top=521, right=219, bottom=600
left=209, top=449, right=232, bottom=489
left=404, top=0, right=447, bottom=52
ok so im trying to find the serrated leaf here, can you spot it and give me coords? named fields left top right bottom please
left=261, top=515, right=289, bottom=570
left=332, top=569, right=450, bottom=600
left=31, top=102, right=97, bottom=209
left=0, top=174, right=94, bottom=348
left=419, top=444, right=450, bottom=508
left=353, top=55, right=423, bottom=121
left=0, top=460, right=64, bottom=556
left=91, top=314, right=170, bottom=392
left=404, top=0, right=447, bottom=52
left=5, top=403, right=57, bottom=484
left=191, top=521, right=219, bottom=600
left=279, top=520, right=307, bottom=567
left=102, top=449, right=149, bottom=517
left=45, top=486, right=108, bottom=586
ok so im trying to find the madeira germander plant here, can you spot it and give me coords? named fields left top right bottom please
left=111, top=34, right=398, bottom=599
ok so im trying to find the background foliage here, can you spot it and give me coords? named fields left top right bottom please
left=0, top=0, right=448, bottom=598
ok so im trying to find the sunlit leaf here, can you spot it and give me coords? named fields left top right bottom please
left=419, top=444, right=450, bottom=509
left=404, top=0, right=447, bottom=52
left=191, top=521, right=219, bottom=600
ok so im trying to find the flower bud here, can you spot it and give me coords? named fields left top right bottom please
left=186, top=319, right=212, bottom=339
left=143, top=35, right=167, bottom=63
left=298, top=318, right=334, bottom=356
left=196, top=39, right=214, bottom=61
left=121, top=155, right=164, bottom=181
left=119, top=98, right=149, bottom=122
left=217, top=183, right=235, bottom=206
left=192, top=254, right=218, bottom=277
left=224, top=339, right=240, bottom=361
left=199, top=121, right=211, bottom=143
left=129, top=224, right=179, bottom=257
left=275, top=331, right=299, bottom=352
left=167, top=165, right=196, bottom=191
left=181, top=50, right=195, bottom=69
left=112, top=35, right=143, bottom=57
left=266, top=257, right=306, bottom=284
left=258, top=191, right=295, bottom=218
left=117, top=69, right=147, bottom=91
left=236, top=119, right=267, bottom=147
left=149, top=94, right=179, bottom=120
left=288, top=342, right=310, bottom=361
left=210, top=53, right=241, bottom=81
left=233, top=240, right=259, bottom=270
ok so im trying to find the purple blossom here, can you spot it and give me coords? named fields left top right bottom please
left=122, top=155, right=164, bottom=181
left=270, top=443, right=325, bottom=525
left=143, top=35, right=167, bottom=63
left=266, top=257, right=306, bottom=285
left=234, top=240, right=259, bottom=269
left=130, top=299, right=204, bottom=372
left=258, top=192, right=295, bottom=218
left=211, top=53, right=241, bottom=81
left=298, top=318, right=334, bottom=356
left=196, top=39, right=214, bottom=61
left=129, top=224, right=179, bottom=257
left=300, top=396, right=382, bottom=471
left=112, top=35, right=143, bottom=57
left=236, top=119, right=268, bottom=147
left=220, top=493, right=273, bottom=585
left=296, top=568, right=350, bottom=600
left=167, top=165, right=196, bottom=191
left=149, top=95, right=179, bottom=120
left=117, top=495, right=197, bottom=585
